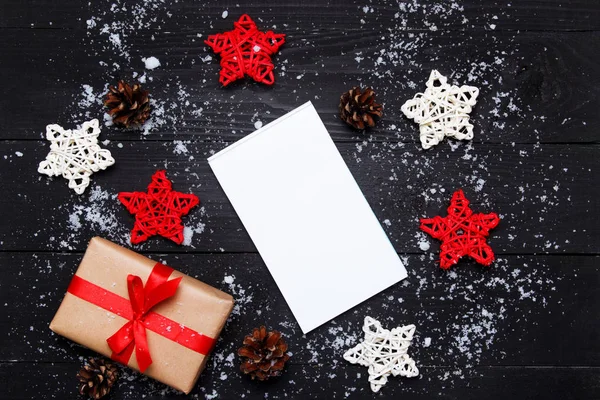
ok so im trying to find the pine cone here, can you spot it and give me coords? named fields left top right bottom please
left=339, top=87, right=383, bottom=130
left=77, top=358, right=119, bottom=399
left=104, top=80, right=151, bottom=128
left=238, top=326, right=290, bottom=381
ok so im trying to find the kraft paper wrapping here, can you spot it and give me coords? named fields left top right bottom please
left=49, top=237, right=234, bottom=394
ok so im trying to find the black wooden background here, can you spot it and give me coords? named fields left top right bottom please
left=1, top=0, right=599, bottom=399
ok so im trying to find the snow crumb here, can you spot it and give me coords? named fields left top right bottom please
left=254, top=120, right=263, bottom=130
left=419, top=240, right=430, bottom=251
left=205, top=390, right=218, bottom=400
left=173, top=140, right=189, bottom=155
left=109, top=33, right=121, bottom=47
left=182, top=226, right=194, bottom=246
left=143, top=56, right=161, bottom=70
left=222, top=10, right=229, bottom=19
left=68, top=212, right=82, bottom=230
left=475, top=178, right=486, bottom=192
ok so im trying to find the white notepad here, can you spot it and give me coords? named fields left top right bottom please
left=208, top=102, right=407, bottom=333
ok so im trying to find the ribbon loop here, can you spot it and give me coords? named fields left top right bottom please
left=127, top=275, right=146, bottom=319
left=145, top=277, right=182, bottom=311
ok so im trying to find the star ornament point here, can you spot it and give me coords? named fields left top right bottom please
left=344, top=316, right=419, bottom=393
left=205, top=14, right=286, bottom=86
left=401, top=70, right=479, bottom=149
left=118, top=170, right=199, bottom=245
left=420, top=189, right=500, bottom=269
left=38, top=119, right=115, bottom=195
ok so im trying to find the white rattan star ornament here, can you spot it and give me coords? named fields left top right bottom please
left=38, top=119, right=115, bottom=194
left=344, top=316, right=419, bottom=393
left=401, top=70, right=479, bottom=149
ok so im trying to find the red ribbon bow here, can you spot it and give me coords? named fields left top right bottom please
left=106, top=264, right=182, bottom=372
left=67, top=262, right=217, bottom=374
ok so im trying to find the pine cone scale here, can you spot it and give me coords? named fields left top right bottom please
left=259, top=361, right=272, bottom=371
left=123, top=83, right=133, bottom=98
left=243, top=336, right=261, bottom=348
left=238, top=346, right=262, bottom=361
left=269, top=348, right=283, bottom=358
left=265, top=331, right=281, bottom=348
left=271, top=356, right=289, bottom=370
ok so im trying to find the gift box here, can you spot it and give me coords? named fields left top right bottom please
left=49, top=237, right=234, bottom=394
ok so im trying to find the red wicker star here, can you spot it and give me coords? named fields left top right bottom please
left=205, top=14, right=286, bottom=86
left=118, top=170, right=199, bottom=245
left=420, top=189, right=500, bottom=270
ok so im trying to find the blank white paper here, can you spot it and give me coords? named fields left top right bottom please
left=208, top=102, right=407, bottom=333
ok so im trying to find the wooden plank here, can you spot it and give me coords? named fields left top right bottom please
left=0, top=29, right=599, bottom=143
left=1, top=0, right=599, bottom=31
left=0, top=141, right=597, bottom=254
left=2, top=360, right=599, bottom=398
left=2, top=252, right=599, bottom=368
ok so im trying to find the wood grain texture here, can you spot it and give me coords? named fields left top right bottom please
left=0, top=0, right=599, bottom=399
left=3, top=252, right=599, bottom=364
left=0, top=28, right=598, bottom=143
left=3, top=362, right=600, bottom=400
left=0, top=141, right=597, bottom=253
left=2, top=252, right=599, bottom=399
left=2, top=0, right=600, bottom=31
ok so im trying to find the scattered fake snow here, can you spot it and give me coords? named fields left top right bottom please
left=67, top=186, right=123, bottom=239
left=25, top=1, right=577, bottom=398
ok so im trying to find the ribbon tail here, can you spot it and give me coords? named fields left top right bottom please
left=145, top=277, right=182, bottom=310
left=111, top=342, right=135, bottom=366
left=133, top=320, right=152, bottom=373
left=107, top=321, right=134, bottom=354
left=107, top=321, right=136, bottom=366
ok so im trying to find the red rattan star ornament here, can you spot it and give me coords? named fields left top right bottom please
left=118, top=170, right=199, bottom=245
left=205, top=14, right=286, bottom=86
left=420, top=189, right=500, bottom=270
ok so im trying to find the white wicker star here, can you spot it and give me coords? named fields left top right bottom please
left=401, top=70, right=479, bottom=149
left=38, top=119, right=115, bottom=194
left=344, top=316, right=419, bottom=393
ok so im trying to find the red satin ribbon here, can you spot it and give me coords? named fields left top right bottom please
left=67, top=263, right=216, bottom=372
